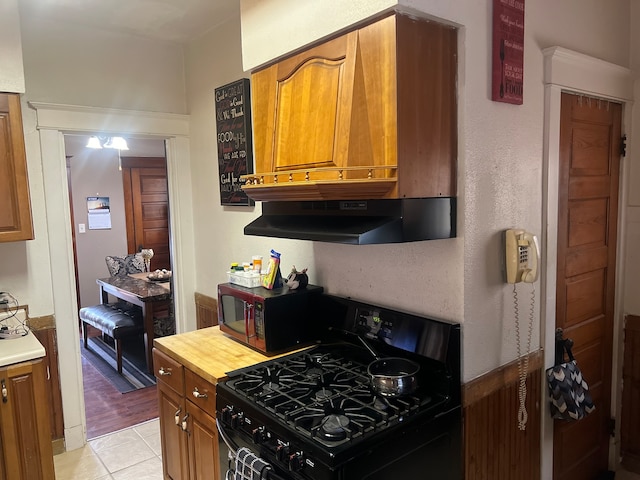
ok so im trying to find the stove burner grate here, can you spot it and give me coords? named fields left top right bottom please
left=225, top=346, right=445, bottom=449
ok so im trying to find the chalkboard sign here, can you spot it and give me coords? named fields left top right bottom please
left=215, top=78, right=254, bottom=206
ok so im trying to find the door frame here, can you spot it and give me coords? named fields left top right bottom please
left=29, top=102, right=197, bottom=452
left=541, top=47, right=633, bottom=478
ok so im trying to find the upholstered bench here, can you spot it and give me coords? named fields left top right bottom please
left=79, top=302, right=144, bottom=374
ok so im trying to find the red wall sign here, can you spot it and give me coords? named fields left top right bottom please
left=492, top=0, right=525, bottom=104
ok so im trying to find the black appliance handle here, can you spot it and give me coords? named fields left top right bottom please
left=217, top=421, right=288, bottom=480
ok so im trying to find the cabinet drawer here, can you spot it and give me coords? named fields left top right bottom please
left=185, top=368, right=216, bottom=416
left=152, top=348, right=184, bottom=395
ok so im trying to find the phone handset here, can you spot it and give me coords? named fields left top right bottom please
left=505, top=229, right=540, bottom=284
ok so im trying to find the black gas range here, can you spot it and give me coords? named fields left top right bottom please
left=216, top=294, right=462, bottom=480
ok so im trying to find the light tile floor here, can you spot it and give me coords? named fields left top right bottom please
left=54, top=418, right=163, bottom=480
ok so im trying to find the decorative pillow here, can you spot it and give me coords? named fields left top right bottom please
left=105, top=253, right=146, bottom=276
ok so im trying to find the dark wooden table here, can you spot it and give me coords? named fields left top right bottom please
left=96, top=274, right=171, bottom=373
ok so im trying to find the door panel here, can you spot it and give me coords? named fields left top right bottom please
left=554, top=92, right=621, bottom=480
left=132, top=167, right=170, bottom=270
left=122, top=157, right=171, bottom=271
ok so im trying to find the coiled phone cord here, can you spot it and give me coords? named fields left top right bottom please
left=514, top=282, right=535, bottom=431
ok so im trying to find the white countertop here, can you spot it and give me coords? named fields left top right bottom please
left=0, top=307, right=46, bottom=367
left=0, top=330, right=46, bottom=367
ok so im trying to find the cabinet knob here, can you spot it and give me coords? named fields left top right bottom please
left=192, top=387, right=208, bottom=399
left=158, top=367, right=172, bottom=376
left=174, top=407, right=181, bottom=425
left=1, top=379, right=6, bottom=403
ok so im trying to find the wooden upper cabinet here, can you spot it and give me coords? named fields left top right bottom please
left=245, top=12, right=457, bottom=202
left=0, top=93, right=34, bottom=241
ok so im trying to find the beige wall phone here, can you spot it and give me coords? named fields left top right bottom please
left=505, top=229, right=539, bottom=284
left=504, top=229, right=540, bottom=431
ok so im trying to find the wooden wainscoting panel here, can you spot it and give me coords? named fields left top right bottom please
left=621, top=315, right=640, bottom=473
left=463, top=351, right=542, bottom=480
left=195, top=292, right=218, bottom=330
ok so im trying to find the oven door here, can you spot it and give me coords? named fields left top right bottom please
left=217, top=421, right=290, bottom=480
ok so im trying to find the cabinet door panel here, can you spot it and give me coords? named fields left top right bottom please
left=158, top=383, right=188, bottom=480
left=187, top=401, right=219, bottom=480
left=0, top=360, right=54, bottom=480
left=253, top=32, right=358, bottom=177
left=0, top=93, right=33, bottom=241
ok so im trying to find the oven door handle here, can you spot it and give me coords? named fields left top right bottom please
left=216, top=421, right=289, bottom=480
left=217, top=420, right=238, bottom=459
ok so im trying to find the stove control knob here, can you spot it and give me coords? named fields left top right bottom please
left=252, top=426, right=266, bottom=444
left=231, top=412, right=244, bottom=428
left=275, top=444, right=290, bottom=462
left=221, top=407, right=232, bottom=424
left=288, top=452, right=305, bottom=472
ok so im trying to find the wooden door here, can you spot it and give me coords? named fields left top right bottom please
left=554, top=93, right=622, bottom=479
left=122, top=157, right=170, bottom=271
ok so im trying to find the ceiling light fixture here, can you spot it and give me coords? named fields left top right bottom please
left=85, top=136, right=129, bottom=171
left=103, top=137, right=129, bottom=150
left=86, top=136, right=103, bottom=149
left=85, top=136, right=129, bottom=150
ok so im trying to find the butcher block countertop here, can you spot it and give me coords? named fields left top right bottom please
left=153, top=326, right=306, bottom=385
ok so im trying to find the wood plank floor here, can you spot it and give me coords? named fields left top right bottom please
left=81, top=351, right=158, bottom=439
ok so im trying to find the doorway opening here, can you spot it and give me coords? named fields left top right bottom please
left=65, top=134, right=171, bottom=438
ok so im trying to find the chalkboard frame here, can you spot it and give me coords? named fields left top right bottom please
left=215, top=78, right=254, bottom=206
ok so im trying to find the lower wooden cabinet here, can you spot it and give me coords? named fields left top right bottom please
left=0, top=358, right=55, bottom=480
left=154, top=348, right=219, bottom=480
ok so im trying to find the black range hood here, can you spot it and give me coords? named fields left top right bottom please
left=244, top=198, right=456, bottom=245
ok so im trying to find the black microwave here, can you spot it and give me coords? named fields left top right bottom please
left=217, top=283, right=324, bottom=355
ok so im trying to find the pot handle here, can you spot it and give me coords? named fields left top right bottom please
left=328, top=326, right=379, bottom=360
left=356, top=335, right=379, bottom=360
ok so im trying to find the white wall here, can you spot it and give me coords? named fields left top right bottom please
left=185, top=7, right=319, bottom=300
left=238, top=0, right=632, bottom=381
left=19, top=15, right=187, bottom=114
left=624, top=1, right=640, bottom=315
left=69, top=149, right=128, bottom=307
left=240, top=0, right=398, bottom=70
left=0, top=0, right=25, bottom=92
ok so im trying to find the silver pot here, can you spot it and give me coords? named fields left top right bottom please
left=367, top=357, right=420, bottom=397
left=352, top=332, right=420, bottom=397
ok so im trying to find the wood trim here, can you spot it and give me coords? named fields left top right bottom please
left=121, top=156, right=166, bottom=169
left=121, top=166, right=136, bottom=254
left=26, top=313, right=55, bottom=330
left=194, top=292, right=218, bottom=330
left=464, top=362, right=542, bottom=480
left=51, top=438, right=65, bottom=456
left=542, top=47, right=633, bottom=101
left=462, top=349, right=543, bottom=407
